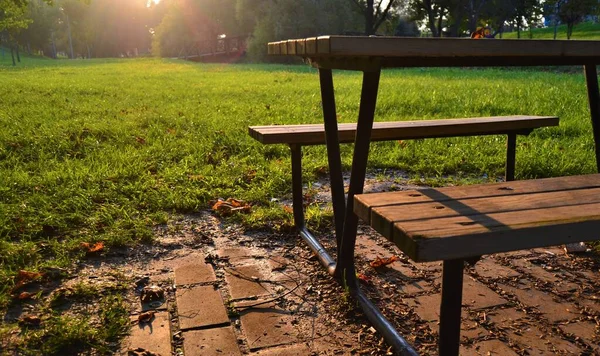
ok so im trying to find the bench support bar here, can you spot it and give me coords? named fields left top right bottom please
left=439, top=259, right=465, bottom=356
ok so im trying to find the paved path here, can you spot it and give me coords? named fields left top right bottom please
left=121, top=219, right=600, bottom=355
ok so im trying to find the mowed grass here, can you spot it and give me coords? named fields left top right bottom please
left=0, top=57, right=598, bottom=352
left=503, top=21, right=600, bottom=40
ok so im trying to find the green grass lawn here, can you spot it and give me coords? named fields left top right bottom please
left=502, top=21, right=600, bottom=40
left=1, top=56, right=598, bottom=353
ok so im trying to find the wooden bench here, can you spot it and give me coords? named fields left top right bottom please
left=249, top=115, right=558, bottom=228
left=353, top=173, right=600, bottom=354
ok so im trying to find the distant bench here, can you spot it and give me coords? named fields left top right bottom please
left=249, top=115, right=558, bottom=227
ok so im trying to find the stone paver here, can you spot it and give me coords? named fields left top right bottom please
left=473, top=257, right=520, bottom=279
left=239, top=303, right=298, bottom=351
left=225, top=264, right=271, bottom=300
left=462, top=276, right=507, bottom=310
left=504, top=323, right=581, bottom=354
left=174, top=263, right=216, bottom=285
left=249, top=343, right=312, bottom=355
left=488, top=308, right=582, bottom=354
left=183, top=326, right=241, bottom=356
left=426, top=319, right=488, bottom=341
left=388, top=261, right=421, bottom=279
left=176, top=285, right=230, bottom=330
left=216, top=247, right=254, bottom=264
left=267, top=255, right=289, bottom=271
left=459, top=339, right=519, bottom=355
left=498, top=283, right=578, bottom=323
left=397, top=280, right=432, bottom=294
left=486, top=307, right=528, bottom=324
left=122, top=311, right=171, bottom=356
left=511, top=259, right=578, bottom=292
left=579, top=298, right=600, bottom=314
left=559, top=321, right=600, bottom=353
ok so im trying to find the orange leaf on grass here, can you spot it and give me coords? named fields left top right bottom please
left=283, top=205, right=293, bottom=214
left=369, top=256, right=399, bottom=268
left=212, top=198, right=251, bottom=216
left=80, top=242, right=104, bottom=254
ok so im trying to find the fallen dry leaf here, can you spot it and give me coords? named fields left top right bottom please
left=140, top=285, right=165, bottom=303
left=138, top=311, right=156, bottom=323
left=11, top=270, right=44, bottom=293
left=369, top=256, right=399, bottom=268
left=356, top=273, right=372, bottom=284
left=17, top=270, right=43, bottom=282
left=283, top=205, right=293, bottom=214
left=80, top=242, right=104, bottom=254
left=17, top=291, right=36, bottom=300
left=135, top=136, right=146, bottom=144
left=212, top=198, right=251, bottom=216
left=19, top=315, right=41, bottom=327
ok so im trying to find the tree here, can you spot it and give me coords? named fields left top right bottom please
left=557, top=0, right=596, bottom=39
left=408, top=0, right=448, bottom=37
left=350, top=0, right=399, bottom=35
left=1, top=0, right=34, bottom=65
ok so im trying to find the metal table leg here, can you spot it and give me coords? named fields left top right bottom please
left=336, top=70, right=381, bottom=287
left=584, top=64, right=600, bottom=172
left=319, top=69, right=346, bottom=249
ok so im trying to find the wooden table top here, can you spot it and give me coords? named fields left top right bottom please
left=354, top=174, right=600, bottom=262
left=268, top=36, right=600, bottom=69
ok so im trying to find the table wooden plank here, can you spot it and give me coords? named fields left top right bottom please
left=249, top=115, right=558, bottom=145
left=369, top=186, right=600, bottom=238
left=270, top=36, right=600, bottom=59
left=390, top=202, right=600, bottom=262
left=354, top=174, right=600, bottom=222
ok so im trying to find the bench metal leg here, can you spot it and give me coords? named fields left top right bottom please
left=584, top=64, right=600, bottom=172
left=506, top=133, right=516, bottom=182
left=289, top=144, right=305, bottom=229
left=319, top=69, right=346, bottom=247
left=439, top=259, right=465, bottom=356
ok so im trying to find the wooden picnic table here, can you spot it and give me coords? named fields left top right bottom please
left=268, top=36, right=600, bottom=355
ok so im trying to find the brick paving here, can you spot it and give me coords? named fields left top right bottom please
left=121, top=221, right=600, bottom=355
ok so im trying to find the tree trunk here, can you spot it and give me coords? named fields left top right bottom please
left=16, top=46, right=20, bottom=62
left=27, top=43, right=31, bottom=55
left=365, top=0, right=375, bottom=35
left=553, top=7, right=560, bottom=40
left=51, top=32, right=57, bottom=59
left=66, top=13, right=74, bottom=59
left=10, top=46, right=16, bottom=66
left=436, top=10, right=445, bottom=37
left=567, top=23, right=573, bottom=39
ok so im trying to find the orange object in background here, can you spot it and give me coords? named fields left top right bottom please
left=471, top=27, right=493, bottom=39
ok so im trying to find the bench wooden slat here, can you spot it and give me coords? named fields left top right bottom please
left=354, top=174, right=600, bottom=222
left=249, top=116, right=558, bottom=145
left=354, top=174, right=600, bottom=262
left=369, top=185, right=600, bottom=238
left=394, top=202, right=600, bottom=262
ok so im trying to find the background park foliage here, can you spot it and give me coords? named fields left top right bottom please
left=1, top=0, right=599, bottom=63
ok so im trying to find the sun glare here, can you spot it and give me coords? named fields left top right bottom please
left=147, top=0, right=161, bottom=6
